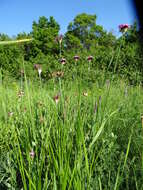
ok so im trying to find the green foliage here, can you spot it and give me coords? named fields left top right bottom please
left=31, top=16, right=60, bottom=56
left=64, top=33, right=82, bottom=50
left=0, top=13, right=143, bottom=189
left=66, top=13, right=99, bottom=49
left=0, top=80, right=143, bottom=189
left=65, top=13, right=115, bottom=50
left=0, top=45, right=23, bottom=79
left=0, top=14, right=142, bottom=84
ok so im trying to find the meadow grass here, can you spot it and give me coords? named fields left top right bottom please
left=0, top=78, right=143, bottom=190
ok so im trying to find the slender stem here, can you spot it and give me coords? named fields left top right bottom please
left=113, top=44, right=121, bottom=73
left=0, top=67, right=2, bottom=85
left=21, top=73, right=23, bottom=90
left=59, top=42, right=62, bottom=58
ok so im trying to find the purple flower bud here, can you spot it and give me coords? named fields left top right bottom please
left=74, top=55, right=80, bottom=61
left=53, top=94, right=60, bottom=104
left=60, top=58, right=66, bottom=65
left=87, top=56, right=93, bottom=62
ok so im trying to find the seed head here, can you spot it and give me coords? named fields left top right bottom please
left=37, top=101, right=44, bottom=107
left=83, top=92, right=88, bottom=97
left=17, top=90, right=24, bottom=98
left=52, top=71, right=64, bottom=78
left=8, top=112, right=14, bottom=117
left=34, top=64, right=42, bottom=77
left=57, top=71, right=64, bottom=77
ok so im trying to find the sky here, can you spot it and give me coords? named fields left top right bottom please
left=0, top=0, right=136, bottom=37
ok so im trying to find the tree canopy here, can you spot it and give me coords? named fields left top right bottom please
left=0, top=13, right=142, bottom=84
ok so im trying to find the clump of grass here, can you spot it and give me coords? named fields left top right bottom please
left=0, top=78, right=143, bottom=189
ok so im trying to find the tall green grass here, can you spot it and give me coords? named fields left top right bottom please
left=0, top=78, right=143, bottom=189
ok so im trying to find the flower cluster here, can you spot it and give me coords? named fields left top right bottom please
left=60, top=55, right=93, bottom=65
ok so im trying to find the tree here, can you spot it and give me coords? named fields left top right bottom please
left=65, top=13, right=107, bottom=49
left=31, top=16, right=60, bottom=57
left=0, top=33, right=11, bottom=41
left=64, top=33, right=82, bottom=50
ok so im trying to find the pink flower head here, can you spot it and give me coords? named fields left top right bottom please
left=60, top=58, right=66, bottom=65
left=29, top=149, right=35, bottom=159
left=119, top=24, right=129, bottom=33
left=34, top=64, right=42, bottom=76
left=55, top=34, right=63, bottom=44
left=87, top=56, right=93, bottom=62
left=53, top=95, right=60, bottom=104
left=74, top=55, right=80, bottom=61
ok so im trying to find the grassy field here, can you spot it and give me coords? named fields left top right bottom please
left=0, top=77, right=143, bottom=189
